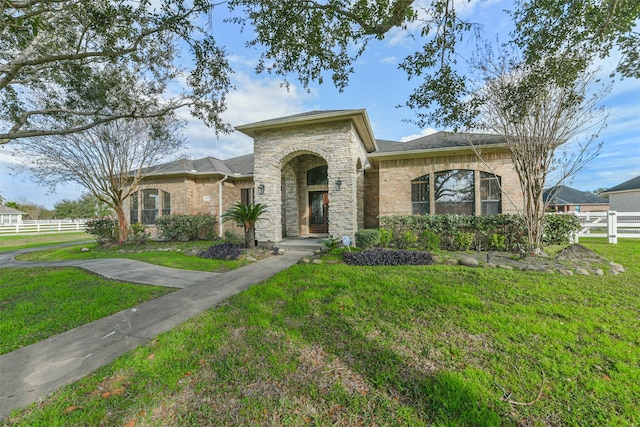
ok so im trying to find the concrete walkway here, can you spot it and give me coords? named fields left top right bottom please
left=0, top=246, right=309, bottom=419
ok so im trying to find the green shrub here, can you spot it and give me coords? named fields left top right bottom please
left=378, top=228, right=393, bottom=248
left=85, top=218, right=118, bottom=244
left=543, top=213, right=581, bottom=245
left=355, top=229, right=380, bottom=249
left=223, top=230, right=244, bottom=245
left=488, top=233, right=507, bottom=251
left=399, top=230, right=418, bottom=249
left=124, top=223, right=150, bottom=245
left=454, top=231, right=475, bottom=251
left=323, top=235, right=340, bottom=251
left=155, top=214, right=217, bottom=241
left=419, top=230, right=440, bottom=251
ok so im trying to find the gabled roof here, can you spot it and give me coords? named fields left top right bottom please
left=0, top=205, right=26, bottom=215
left=142, top=154, right=254, bottom=178
left=371, top=132, right=507, bottom=156
left=603, top=175, right=640, bottom=193
left=235, top=109, right=378, bottom=153
left=543, top=186, right=608, bottom=205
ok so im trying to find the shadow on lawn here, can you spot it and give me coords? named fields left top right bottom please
left=296, top=311, right=503, bottom=425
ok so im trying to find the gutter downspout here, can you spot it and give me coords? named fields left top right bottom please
left=219, top=175, right=228, bottom=238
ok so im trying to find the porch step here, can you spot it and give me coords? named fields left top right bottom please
left=270, top=237, right=326, bottom=252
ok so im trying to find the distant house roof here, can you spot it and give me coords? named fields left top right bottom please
left=543, top=186, right=608, bottom=205
left=603, top=175, right=640, bottom=194
left=0, top=205, right=26, bottom=215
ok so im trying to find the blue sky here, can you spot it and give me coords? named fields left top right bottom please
left=1, top=0, right=638, bottom=209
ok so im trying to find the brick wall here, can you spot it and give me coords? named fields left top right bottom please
left=377, top=150, right=523, bottom=217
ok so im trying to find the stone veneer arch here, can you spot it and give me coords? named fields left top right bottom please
left=251, top=119, right=369, bottom=244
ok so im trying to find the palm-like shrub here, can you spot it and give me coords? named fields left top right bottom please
left=221, top=203, right=267, bottom=248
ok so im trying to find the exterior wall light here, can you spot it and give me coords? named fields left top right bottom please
left=335, top=178, right=342, bottom=191
left=257, top=182, right=265, bottom=195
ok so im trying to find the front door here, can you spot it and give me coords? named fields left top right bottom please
left=309, top=191, right=329, bottom=234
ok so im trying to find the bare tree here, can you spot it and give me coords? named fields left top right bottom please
left=13, top=117, right=185, bottom=241
left=470, top=50, right=607, bottom=250
left=12, top=197, right=46, bottom=220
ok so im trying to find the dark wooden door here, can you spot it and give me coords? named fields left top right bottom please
left=309, top=191, right=329, bottom=233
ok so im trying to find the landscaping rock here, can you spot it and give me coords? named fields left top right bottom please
left=312, top=259, right=323, bottom=265
left=431, top=255, right=441, bottom=264
left=608, top=269, right=619, bottom=275
left=300, top=257, right=311, bottom=264
left=498, top=264, right=513, bottom=270
left=81, top=248, right=90, bottom=252
left=575, top=268, right=590, bottom=276
left=246, top=256, right=258, bottom=262
left=458, top=257, right=479, bottom=267
left=559, top=269, right=574, bottom=276
left=609, top=262, right=625, bottom=273
left=445, top=259, right=459, bottom=266
left=594, top=269, right=604, bottom=276
left=483, top=262, right=497, bottom=268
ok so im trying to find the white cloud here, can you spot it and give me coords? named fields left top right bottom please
left=399, top=127, right=438, bottom=142
left=177, top=73, right=318, bottom=160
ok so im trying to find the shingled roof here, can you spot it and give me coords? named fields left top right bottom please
left=141, top=154, right=254, bottom=177
left=0, top=205, right=26, bottom=215
left=373, top=132, right=507, bottom=154
left=543, top=186, right=608, bottom=205
left=604, top=175, right=640, bottom=193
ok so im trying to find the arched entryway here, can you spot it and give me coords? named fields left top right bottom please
left=281, top=152, right=330, bottom=237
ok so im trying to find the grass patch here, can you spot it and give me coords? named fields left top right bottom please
left=14, top=241, right=251, bottom=272
left=4, top=239, right=639, bottom=425
left=0, top=268, right=173, bottom=355
left=0, top=232, right=90, bottom=252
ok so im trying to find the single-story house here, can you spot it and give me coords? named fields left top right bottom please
left=0, top=205, right=26, bottom=224
left=127, top=109, right=525, bottom=245
left=602, top=175, right=640, bottom=211
left=543, top=185, right=609, bottom=212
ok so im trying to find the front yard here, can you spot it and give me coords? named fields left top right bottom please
left=3, top=238, right=639, bottom=425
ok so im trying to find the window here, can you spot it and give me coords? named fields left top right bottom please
left=142, top=189, right=159, bottom=224
left=129, top=191, right=139, bottom=224
left=162, top=191, right=171, bottom=216
left=307, top=165, right=328, bottom=185
left=434, top=170, right=475, bottom=215
left=411, top=175, right=430, bottom=214
left=480, top=172, right=502, bottom=215
left=241, top=188, right=254, bottom=206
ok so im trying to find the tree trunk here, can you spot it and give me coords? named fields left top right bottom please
left=245, top=226, right=256, bottom=249
left=115, top=204, right=129, bottom=243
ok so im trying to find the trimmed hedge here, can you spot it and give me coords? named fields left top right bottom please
left=155, top=214, right=217, bottom=241
left=355, top=229, right=380, bottom=250
left=343, top=248, right=434, bottom=266
left=377, top=213, right=579, bottom=251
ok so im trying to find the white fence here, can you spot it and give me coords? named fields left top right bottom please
left=575, top=211, right=640, bottom=243
left=0, top=219, right=88, bottom=235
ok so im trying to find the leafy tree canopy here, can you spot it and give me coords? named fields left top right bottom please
left=1, top=0, right=232, bottom=143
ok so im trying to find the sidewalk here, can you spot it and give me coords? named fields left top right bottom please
left=0, top=248, right=308, bottom=419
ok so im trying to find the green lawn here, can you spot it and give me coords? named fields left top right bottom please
left=0, top=268, right=173, bottom=355
left=0, top=232, right=90, bottom=252
left=14, top=241, right=250, bottom=272
left=4, top=238, right=639, bottom=426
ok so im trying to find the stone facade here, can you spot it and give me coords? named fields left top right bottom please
left=250, top=119, right=369, bottom=244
